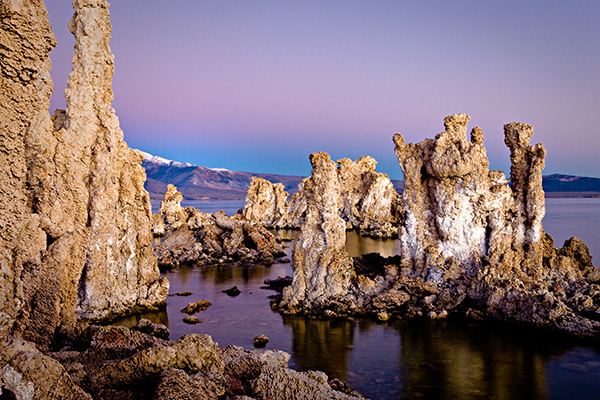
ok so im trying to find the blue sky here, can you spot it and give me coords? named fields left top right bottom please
left=46, top=0, right=600, bottom=179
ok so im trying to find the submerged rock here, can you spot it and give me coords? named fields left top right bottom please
left=153, top=185, right=285, bottom=268
left=253, top=335, right=269, bottom=348
left=223, top=286, right=242, bottom=297
left=183, top=316, right=203, bottom=324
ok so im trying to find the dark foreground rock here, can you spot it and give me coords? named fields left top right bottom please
left=154, top=185, right=286, bottom=269
left=0, top=323, right=365, bottom=400
left=253, top=335, right=269, bottom=348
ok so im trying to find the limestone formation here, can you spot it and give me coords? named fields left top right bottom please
left=154, top=185, right=285, bottom=268
left=0, top=2, right=368, bottom=399
left=279, top=153, right=355, bottom=311
left=336, top=156, right=403, bottom=237
left=242, top=177, right=290, bottom=227
left=0, top=0, right=167, bottom=350
left=274, top=114, right=600, bottom=337
left=242, top=156, right=403, bottom=238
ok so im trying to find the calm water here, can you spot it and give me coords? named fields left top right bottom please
left=128, top=197, right=600, bottom=399
left=150, top=200, right=244, bottom=216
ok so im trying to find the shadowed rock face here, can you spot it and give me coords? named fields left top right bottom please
left=0, top=0, right=167, bottom=347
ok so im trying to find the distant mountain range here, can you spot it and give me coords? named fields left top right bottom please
left=141, top=152, right=305, bottom=200
left=543, top=174, right=600, bottom=197
left=140, top=152, right=600, bottom=200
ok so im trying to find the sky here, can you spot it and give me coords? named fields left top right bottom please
left=45, top=0, right=599, bottom=180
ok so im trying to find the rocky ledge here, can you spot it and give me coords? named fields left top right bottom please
left=153, top=185, right=286, bottom=269
left=273, top=114, right=600, bottom=338
left=1, top=321, right=364, bottom=400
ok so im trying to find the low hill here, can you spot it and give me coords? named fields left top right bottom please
left=543, top=174, right=600, bottom=197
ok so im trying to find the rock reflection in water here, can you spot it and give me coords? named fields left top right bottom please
left=346, top=230, right=401, bottom=258
left=283, top=315, right=355, bottom=381
left=196, top=263, right=276, bottom=286
left=391, top=320, right=546, bottom=399
left=110, top=310, right=170, bottom=330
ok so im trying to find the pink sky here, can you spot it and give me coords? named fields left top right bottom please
left=46, top=0, right=600, bottom=179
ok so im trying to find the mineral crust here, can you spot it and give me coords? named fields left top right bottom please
left=0, top=0, right=167, bottom=350
left=242, top=156, right=403, bottom=238
left=153, top=185, right=285, bottom=268
left=275, top=114, right=600, bottom=338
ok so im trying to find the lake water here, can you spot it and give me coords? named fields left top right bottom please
left=132, top=197, right=600, bottom=399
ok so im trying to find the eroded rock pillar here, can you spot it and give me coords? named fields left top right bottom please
left=280, top=153, right=354, bottom=311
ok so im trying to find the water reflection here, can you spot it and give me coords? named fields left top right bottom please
left=111, top=310, right=170, bottom=330
left=392, top=320, right=553, bottom=399
left=283, top=315, right=355, bottom=381
left=112, top=200, right=600, bottom=400
left=345, top=230, right=402, bottom=258
left=196, top=263, right=277, bottom=286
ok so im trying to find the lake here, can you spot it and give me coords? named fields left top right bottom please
left=134, top=197, right=600, bottom=399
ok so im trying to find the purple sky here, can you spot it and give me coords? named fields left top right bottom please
left=46, top=1, right=599, bottom=180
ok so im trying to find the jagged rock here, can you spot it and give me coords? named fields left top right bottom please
left=131, top=318, right=170, bottom=340
left=261, top=276, right=293, bottom=293
left=223, top=286, right=242, bottom=297
left=181, top=300, right=212, bottom=314
left=274, top=114, right=600, bottom=337
left=279, top=153, right=355, bottom=312
left=0, top=337, right=91, bottom=400
left=153, top=368, right=227, bottom=400
left=336, top=156, right=403, bottom=237
left=242, top=156, right=403, bottom=238
left=0, top=0, right=167, bottom=349
left=1, top=321, right=366, bottom=399
left=219, top=345, right=291, bottom=382
left=242, top=177, right=290, bottom=227
left=154, top=186, right=285, bottom=268
left=83, top=334, right=224, bottom=392
left=249, top=367, right=364, bottom=400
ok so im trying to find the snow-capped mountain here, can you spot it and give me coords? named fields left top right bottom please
left=139, top=151, right=600, bottom=201
left=139, top=150, right=304, bottom=200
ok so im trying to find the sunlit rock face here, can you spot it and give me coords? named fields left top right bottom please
left=279, top=153, right=355, bottom=312
left=242, top=156, right=403, bottom=238
left=0, top=0, right=167, bottom=347
left=276, top=114, right=600, bottom=337
left=242, top=177, right=290, bottom=228
left=393, top=114, right=548, bottom=282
